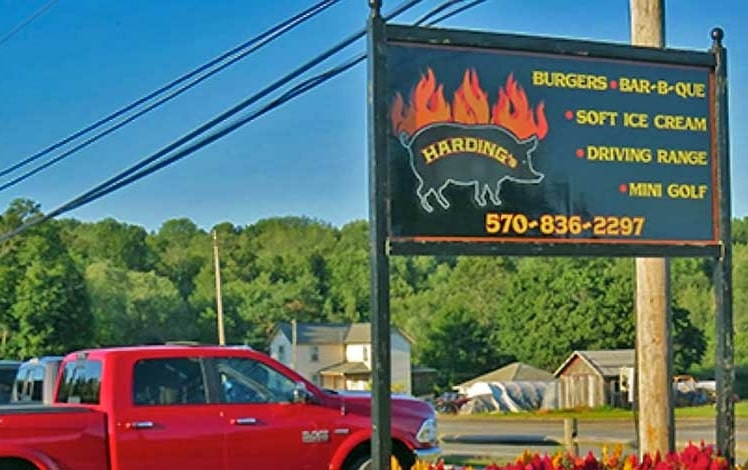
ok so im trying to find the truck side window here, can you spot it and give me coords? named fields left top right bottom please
left=28, top=365, right=44, bottom=402
left=12, top=368, right=31, bottom=402
left=56, top=360, right=103, bottom=405
left=132, top=358, right=207, bottom=406
left=216, top=357, right=297, bottom=404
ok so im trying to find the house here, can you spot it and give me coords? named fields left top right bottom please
left=554, top=349, right=635, bottom=409
left=268, top=322, right=413, bottom=394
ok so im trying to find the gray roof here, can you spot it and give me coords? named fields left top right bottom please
left=318, top=361, right=371, bottom=375
left=554, top=349, right=635, bottom=378
left=456, top=362, right=555, bottom=389
left=276, top=322, right=347, bottom=344
left=345, top=323, right=372, bottom=343
left=274, top=322, right=412, bottom=345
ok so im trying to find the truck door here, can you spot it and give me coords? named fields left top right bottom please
left=210, top=356, right=327, bottom=470
left=112, top=357, right=225, bottom=470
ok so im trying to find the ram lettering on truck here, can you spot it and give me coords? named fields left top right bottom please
left=0, top=345, right=440, bottom=470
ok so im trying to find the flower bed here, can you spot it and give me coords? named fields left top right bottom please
left=400, top=442, right=730, bottom=470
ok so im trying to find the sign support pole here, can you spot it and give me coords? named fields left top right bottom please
left=712, top=27, right=735, bottom=466
left=629, top=0, right=674, bottom=457
left=367, top=1, right=392, bottom=469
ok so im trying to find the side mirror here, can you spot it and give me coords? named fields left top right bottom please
left=292, top=381, right=313, bottom=404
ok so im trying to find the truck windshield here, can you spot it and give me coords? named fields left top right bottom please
left=56, top=359, right=103, bottom=405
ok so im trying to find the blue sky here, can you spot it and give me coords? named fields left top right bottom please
left=0, top=0, right=745, bottom=232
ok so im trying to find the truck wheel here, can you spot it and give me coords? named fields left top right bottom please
left=345, top=454, right=411, bottom=470
left=345, top=455, right=371, bottom=470
left=0, top=459, right=38, bottom=470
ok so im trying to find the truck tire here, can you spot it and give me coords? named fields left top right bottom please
left=345, top=453, right=413, bottom=470
left=0, top=458, right=38, bottom=470
left=344, top=454, right=371, bottom=470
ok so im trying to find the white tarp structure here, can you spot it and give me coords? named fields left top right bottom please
left=458, top=380, right=558, bottom=414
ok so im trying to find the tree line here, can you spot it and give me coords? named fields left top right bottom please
left=2, top=198, right=747, bottom=389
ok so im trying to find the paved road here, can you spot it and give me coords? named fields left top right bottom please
left=437, top=416, right=748, bottom=463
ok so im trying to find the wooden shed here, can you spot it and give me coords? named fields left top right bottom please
left=553, top=349, right=634, bottom=409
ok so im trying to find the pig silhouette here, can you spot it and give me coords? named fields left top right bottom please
left=398, top=122, right=544, bottom=213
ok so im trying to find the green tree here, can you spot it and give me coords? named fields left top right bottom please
left=128, top=270, right=194, bottom=343
left=64, top=218, right=154, bottom=271
left=671, top=305, right=706, bottom=373
left=147, top=218, right=209, bottom=299
left=11, top=258, right=91, bottom=357
left=85, top=262, right=129, bottom=346
left=85, top=261, right=192, bottom=345
left=327, top=221, right=370, bottom=322
left=495, top=257, right=635, bottom=370
left=732, top=243, right=748, bottom=365
left=671, top=258, right=714, bottom=367
left=732, top=217, right=748, bottom=245
left=393, top=257, right=516, bottom=385
left=0, top=199, right=93, bottom=357
left=415, top=305, right=513, bottom=387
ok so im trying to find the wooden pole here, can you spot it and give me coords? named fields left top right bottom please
left=213, top=230, right=226, bottom=346
left=629, top=0, right=674, bottom=458
left=291, top=318, right=297, bottom=370
left=564, top=418, right=579, bottom=455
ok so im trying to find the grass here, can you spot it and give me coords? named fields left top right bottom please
left=438, top=401, right=748, bottom=421
left=441, top=454, right=511, bottom=467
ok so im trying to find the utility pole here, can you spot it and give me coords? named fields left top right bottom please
left=291, top=318, right=298, bottom=370
left=629, top=0, right=673, bottom=457
left=212, top=230, right=226, bottom=346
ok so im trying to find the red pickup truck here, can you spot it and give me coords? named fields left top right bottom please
left=0, top=345, right=440, bottom=470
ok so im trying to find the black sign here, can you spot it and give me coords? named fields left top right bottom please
left=384, top=26, right=718, bottom=256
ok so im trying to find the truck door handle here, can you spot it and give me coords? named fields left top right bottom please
left=127, top=421, right=154, bottom=430
left=231, top=417, right=257, bottom=426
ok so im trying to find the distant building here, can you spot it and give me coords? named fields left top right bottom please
left=454, top=361, right=555, bottom=394
left=269, top=322, right=413, bottom=394
left=554, top=349, right=635, bottom=409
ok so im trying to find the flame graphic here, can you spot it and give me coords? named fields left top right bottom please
left=391, top=68, right=548, bottom=141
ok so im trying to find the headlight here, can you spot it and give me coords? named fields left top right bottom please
left=416, top=417, right=437, bottom=444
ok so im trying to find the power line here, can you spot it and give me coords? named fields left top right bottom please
left=0, top=0, right=343, bottom=181
left=0, top=0, right=488, bottom=242
left=425, top=0, right=488, bottom=24
left=0, top=0, right=343, bottom=192
left=0, top=0, right=59, bottom=47
left=29, top=0, right=424, bottom=211
left=414, top=0, right=461, bottom=24
left=45, top=0, right=478, bottom=211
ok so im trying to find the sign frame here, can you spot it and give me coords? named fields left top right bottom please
left=382, top=24, right=721, bottom=258
left=368, top=16, right=732, bottom=467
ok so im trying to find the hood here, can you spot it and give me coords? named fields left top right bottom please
left=326, top=390, right=436, bottom=421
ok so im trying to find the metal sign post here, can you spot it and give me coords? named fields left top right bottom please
left=712, top=27, right=734, bottom=465
left=367, top=1, right=392, bottom=469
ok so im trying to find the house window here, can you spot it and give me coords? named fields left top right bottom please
left=363, top=346, right=369, bottom=362
left=310, top=346, right=319, bottom=362
left=277, top=345, right=286, bottom=363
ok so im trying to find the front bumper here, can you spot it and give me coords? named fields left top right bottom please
left=414, top=445, right=442, bottom=464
